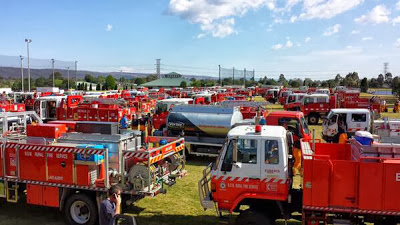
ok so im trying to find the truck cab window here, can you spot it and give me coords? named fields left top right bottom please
left=221, top=140, right=234, bottom=171
left=237, top=139, right=257, bottom=164
left=265, top=140, right=279, bottom=164
left=351, top=113, right=366, bottom=122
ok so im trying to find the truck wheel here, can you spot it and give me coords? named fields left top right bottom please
left=65, top=193, right=98, bottom=225
left=236, top=210, right=273, bottom=225
left=308, top=115, right=319, bottom=125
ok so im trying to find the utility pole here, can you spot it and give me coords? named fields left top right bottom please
left=75, top=61, right=78, bottom=87
left=67, top=67, right=70, bottom=90
left=156, top=59, right=161, bottom=79
left=25, top=38, right=32, bottom=92
left=20, top=55, right=24, bottom=92
left=244, top=68, right=246, bottom=87
left=51, top=59, right=55, bottom=87
left=218, top=65, right=221, bottom=86
left=232, top=67, right=235, bottom=85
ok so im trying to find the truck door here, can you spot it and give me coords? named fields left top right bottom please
left=260, top=139, right=288, bottom=196
left=217, top=138, right=261, bottom=197
left=40, top=100, right=46, bottom=119
left=348, top=113, right=368, bottom=133
left=323, top=113, right=338, bottom=138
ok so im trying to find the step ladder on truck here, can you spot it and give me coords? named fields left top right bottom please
left=0, top=111, right=187, bottom=225
left=199, top=123, right=400, bottom=225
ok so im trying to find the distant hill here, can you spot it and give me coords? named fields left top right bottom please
left=0, top=66, right=216, bottom=80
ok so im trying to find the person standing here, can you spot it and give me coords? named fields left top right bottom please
left=120, top=114, right=128, bottom=129
left=99, top=185, right=122, bottom=225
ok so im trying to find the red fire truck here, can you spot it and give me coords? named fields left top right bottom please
left=283, top=93, right=306, bottom=111
left=199, top=124, right=400, bottom=225
left=0, top=112, right=186, bottom=225
left=301, top=94, right=339, bottom=125
left=56, top=96, right=137, bottom=123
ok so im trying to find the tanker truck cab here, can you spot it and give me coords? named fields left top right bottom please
left=322, top=108, right=371, bottom=142
left=200, top=125, right=296, bottom=220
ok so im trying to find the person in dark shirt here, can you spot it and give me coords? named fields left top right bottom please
left=100, top=185, right=122, bottom=225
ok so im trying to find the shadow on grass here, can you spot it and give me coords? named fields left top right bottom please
left=0, top=199, right=64, bottom=225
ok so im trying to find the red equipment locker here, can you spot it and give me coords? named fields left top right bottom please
left=383, top=160, right=400, bottom=211
left=48, top=120, right=77, bottom=132
left=358, top=162, right=384, bottom=211
left=27, top=184, right=59, bottom=207
left=87, top=108, right=99, bottom=121
left=309, top=157, right=331, bottom=207
left=19, top=149, right=46, bottom=181
left=98, top=109, right=109, bottom=121
left=47, top=151, right=74, bottom=184
left=330, top=161, right=358, bottom=208
left=27, top=124, right=67, bottom=139
left=26, top=184, right=42, bottom=205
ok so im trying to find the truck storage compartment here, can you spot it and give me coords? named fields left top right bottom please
left=75, top=121, right=119, bottom=135
left=302, top=139, right=400, bottom=214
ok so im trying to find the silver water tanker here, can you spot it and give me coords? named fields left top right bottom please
left=167, top=105, right=243, bottom=137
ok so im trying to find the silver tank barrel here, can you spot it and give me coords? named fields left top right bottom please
left=167, top=105, right=243, bottom=137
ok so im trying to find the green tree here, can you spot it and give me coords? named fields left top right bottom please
left=84, top=74, right=96, bottom=83
left=392, top=76, right=400, bottom=97
left=89, top=83, right=93, bottom=90
left=278, top=74, right=287, bottom=84
left=35, top=77, right=48, bottom=87
left=360, top=77, right=368, bottom=93
left=104, top=75, right=116, bottom=90
left=180, top=81, right=187, bottom=88
left=134, top=77, right=145, bottom=85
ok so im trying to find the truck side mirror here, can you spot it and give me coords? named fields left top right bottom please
left=111, top=214, right=137, bottom=225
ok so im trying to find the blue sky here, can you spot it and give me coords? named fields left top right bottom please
left=1, top=0, right=400, bottom=80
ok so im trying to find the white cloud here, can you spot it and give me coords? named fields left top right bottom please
left=299, top=0, right=364, bottom=20
left=106, top=24, right=113, bottom=31
left=272, top=43, right=284, bottom=50
left=168, top=0, right=270, bottom=38
left=290, top=15, right=297, bottom=23
left=197, top=33, right=206, bottom=39
left=285, top=0, right=301, bottom=11
left=305, top=37, right=311, bottom=43
left=272, top=39, right=294, bottom=50
left=285, top=40, right=293, bottom=48
left=200, top=18, right=237, bottom=38
left=362, top=36, right=373, bottom=41
left=392, top=16, right=400, bottom=26
left=355, top=5, right=391, bottom=24
left=323, top=24, right=341, bottom=36
left=346, top=45, right=353, bottom=49
left=397, top=1, right=400, bottom=10
left=351, top=30, right=360, bottom=34
left=395, top=38, right=400, bottom=48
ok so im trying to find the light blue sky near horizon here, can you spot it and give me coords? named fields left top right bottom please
left=1, top=0, right=400, bottom=80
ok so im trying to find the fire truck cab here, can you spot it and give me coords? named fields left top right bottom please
left=265, top=89, right=279, bottom=104
left=322, top=108, right=371, bottom=142
left=284, top=93, right=306, bottom=111
left=34, top=95, right=67, bottom=120
left=199, top=125, right=296, bottom=224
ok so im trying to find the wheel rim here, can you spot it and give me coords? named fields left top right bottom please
left=70, top=200, right=90, bottom=224
left=310, top=117, right=317, bottom=124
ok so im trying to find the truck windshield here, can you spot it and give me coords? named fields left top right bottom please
left=301, top=117, right=310, bottom=135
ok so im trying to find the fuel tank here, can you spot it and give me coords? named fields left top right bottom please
left=167, top=105, right=243, bottom=137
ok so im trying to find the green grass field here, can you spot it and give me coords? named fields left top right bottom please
left=2, top=92, right=399, bottom=225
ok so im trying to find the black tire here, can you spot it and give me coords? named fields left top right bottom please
left=308, top=115, right=319, bottom=125
left=65, top=193, right=98, bottom=225
left=236, top=210, right=274, bottom=225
